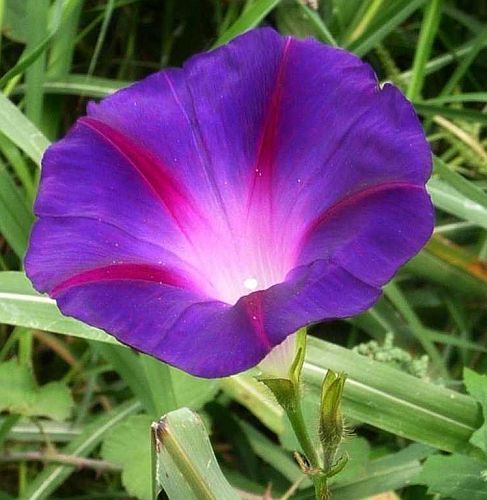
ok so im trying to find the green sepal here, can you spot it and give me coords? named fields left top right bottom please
left=261, top=378, right=297, bottom=414
left=260, top=328, right=307, bottom=410
left=290, top=328, right=307, bottom=386
left=327, top=453, right=349, bottom=478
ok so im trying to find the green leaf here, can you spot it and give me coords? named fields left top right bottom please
left=170, top=365, right=220, bottom=410
left=102, top=415, right=153, bottom=500
left=406, top=0, right=443, bottom=101
left=0, top=359, right=72, bottom=421
left=348, top=0, right=425, bottom=56
left=14, top=74, right=127, bottom=98
left=152, top=408, right=239, bottom=500
left=464, top=368, right=487, bottom=453
left=433, top=156, right=487, bottom=211
left=0, top=94, right=50, bottom=166
left=3, top=0, right=28, bottom=43
left=419, top=454, right=487, bottom=500
left=214, top=0, right=281, bottom=47
left=0, top=165, right=34, bottom=258
left=428, top=177, right=487, bottom=230
left=331, top=444, right=434, bottom=500
left=415, top=102, right=487, bottom=125
left=0, top=272, right=117, bottom=345
left=24, top=400, right=141, bottom=500
left=275, top=1, right=337, bottom=45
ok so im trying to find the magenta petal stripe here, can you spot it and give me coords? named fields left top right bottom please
left=246, top=37, right=292, bottom=212
left=51, top=263, right=195, bottom=297
left=25, top=28, right=434, bottom=378
left=297, top=181, right=425, bottom=257
left=79, top=117, right=204, bottom=236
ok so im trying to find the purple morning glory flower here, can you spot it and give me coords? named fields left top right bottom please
left=25, top=28, right=433, bottom=378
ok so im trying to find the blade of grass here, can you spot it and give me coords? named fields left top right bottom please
left=0, top=164, right=34, bottom=258
left=214, top=0, right=281, bottom=47
left=433, top=156, right=487, bottom=210
left=421, top=92, right=487, bottom=104
left=153, top=408, right=239, bottom=500
left=400, top=35, right=487, bottom=84
left=428, top=178, right=487, bottom=229
left=0, top=93, right=50, bottom=166
left=345, top=0, right=385, bottom=45
left=0, top=272, right=117, bottom=344
left=16, top=74, right=128, bottom=98
left=349, top=0, right=425, bottom=56
left=438, top=26, right=487, bottom=98
left=422, top=328, right=487, bottom=354
left=406, top=0, right=443, bottom=100
left=414, top=102, right=487, bottom=126
left=405, top=237, right=487, bottom=297
left=95, top=343, right=157, bottom=417
left=24, top=0, right=49, bottom=127
left=43, top=0, right=84, bottom=139
left=424, top=236, right=487, bottom=285
left=86, top=0, right=115, bottom=78
left=0, top=0, right=67, bottom=88
left=0, top=133, right=35, bottom=199
left=294, top=1, right=337, bottom=46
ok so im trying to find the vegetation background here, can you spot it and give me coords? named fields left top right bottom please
left=0, top=0, right=486, bottom=499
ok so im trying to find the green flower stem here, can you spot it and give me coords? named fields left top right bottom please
left=261, top=330, right=331, bottom=499
left=285, top=389, right=321, bottom=469
left=284, top=391, right=329, bottom=500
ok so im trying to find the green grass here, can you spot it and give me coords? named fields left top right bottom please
left=0, top=1, right=485, bottom=499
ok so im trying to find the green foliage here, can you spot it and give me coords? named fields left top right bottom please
left=0, top=1, right=485, bottom=498
left=419, top=455, right=487, bottom=500
left=464, top=368, right=487, bottom=453
left=0, top=359, right=72, bottom=421
left=2, top=0, right=28, bottom=43
left=101, top=415, right=153, bottom=500
left=0, top=166, right=33, bottom=258
left=419, top=368, right=487, bottom=499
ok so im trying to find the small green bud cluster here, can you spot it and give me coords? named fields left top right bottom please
left=353, top=332, right=429, bottom=379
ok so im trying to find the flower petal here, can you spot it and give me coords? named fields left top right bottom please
left=297, top=185, right=434, bottom=287
left=34, top=120, right=191, bottom=249
left=53, top=280, right=269, bottom=377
